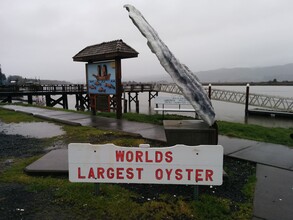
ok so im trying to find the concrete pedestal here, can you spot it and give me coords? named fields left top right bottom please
left=163, top=120, right=218, bottom=146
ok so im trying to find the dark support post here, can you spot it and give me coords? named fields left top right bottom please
left=7, top=95, right=12, bottom=103
left=28, top=95, right=33, bottom=104
left=194, top=186, right=199, bottom=200
left=133, top=92, right=139, bottom=113
left=75, top=94, right=79, bottom=110
left=45, top=94, right=51, bottom=107
left=94, top=183, right=100, bottom=196
left=62, top=94, right=68, bottom=109
left=124, top=99, right=127, bottom=113
left=208, top=84, right=212, bottom=99
left=128, top=92, right=131, bottom=110
left=148, top=91, right=158, bottom=107
left=245, top=84, right=250, bottom=117
left=149, top=91, right=151, bottom=107
left=80, top=94, right=85, bottom=111
left=115, top=58, right=122, bottom=119
left=136, top=100, right=139, bottom=113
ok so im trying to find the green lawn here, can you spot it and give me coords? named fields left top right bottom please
left=0, top=107, right=256, bottom=219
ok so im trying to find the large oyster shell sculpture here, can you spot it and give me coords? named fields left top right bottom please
left=124, top=4, right=216, bottom=126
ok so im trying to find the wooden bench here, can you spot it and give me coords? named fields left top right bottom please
left=154, top=96, right=197, bottom=118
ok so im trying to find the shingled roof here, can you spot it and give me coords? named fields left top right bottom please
left=73, top=39, right=138, bottom=62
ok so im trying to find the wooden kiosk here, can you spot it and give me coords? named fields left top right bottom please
left=73, top=40, right=138, bottom=119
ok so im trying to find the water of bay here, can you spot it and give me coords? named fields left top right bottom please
left=126, top=85, right=293, bottom=129
left=64, top=85, right=293, bottom=129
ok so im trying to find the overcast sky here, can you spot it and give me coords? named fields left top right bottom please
left=1, top=0, right=293, bottom=82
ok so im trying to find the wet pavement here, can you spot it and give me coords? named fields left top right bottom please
left=1, top=104, right=293, bottom=219
left=25, top=149, right=68, bottom=174
left=253, top=164, right=293, bottom=220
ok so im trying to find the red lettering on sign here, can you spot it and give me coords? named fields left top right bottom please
left=136, top=151, right=143, bottom=162
left=155, top=151, right=163, bottom=162
left=126, top=168, right=134, bottom=179
left=76, top=166, right=215, bottom=184
left=165, top=169, right=173, bottom=180
left=195, top=169, right=203, bottom=182
left=205, top=169, right=213, bottom=181
left=107, top=167, right=114, bottom=179
left=116, top=168, right=124, bottom=179
left=155, top=169, right=163, bottom=180
left=186, top=169, right=193, bottom=180
left=115, top=150, right=174, bottom=163
left=115, top=150, right=124, bottom=162
left=97, top=167, right=105, bottom=179
left=78, top=167, right=86, bottom=179
left=145, top=151, right=153, bottom=163
left=175, top=169, right=183, bottom=180
left=136, top=168, right=143, bottom=179
left=165, top=151, right=173, bottom=163
left=126, top=151, right=134, bottom=162
left=88, top=167, right=95, bottom=179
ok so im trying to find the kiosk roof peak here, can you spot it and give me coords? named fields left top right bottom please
left=73, top=39, right=138, bottom=62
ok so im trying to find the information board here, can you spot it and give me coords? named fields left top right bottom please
left=69, top=144, right=223, bottom=185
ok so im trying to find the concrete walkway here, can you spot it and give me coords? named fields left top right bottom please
left=1, top=105, right=293, bottom=219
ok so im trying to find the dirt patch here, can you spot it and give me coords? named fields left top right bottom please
left=0, top=133, right=47, bottom=158
left=0, top=183, right=77, bottom=220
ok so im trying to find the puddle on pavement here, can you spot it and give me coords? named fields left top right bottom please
left=0, top=122, right=65, bottom=138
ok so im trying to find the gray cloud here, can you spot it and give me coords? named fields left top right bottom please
left=1, top=0, right=293, bottom=82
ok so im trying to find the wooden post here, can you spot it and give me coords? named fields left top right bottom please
left=128, top=92, right=131, bottom=110
left=94, top=183, right=100, bottom=196
left=115, top=58, right=122, bottom=119
left=45, top=94, right=51, bottom=107
left=7, top=95, right=12, bottom=103
left=62, top=94, right=68, bottom=109
left=124, top=99, right=127, bottom=113
left=136, top=100, right=139, bottom=113
left=245, top=84, right=250, bottom=117
left=194, top=186, right=199, bottom=200
left=208, top=84, right=212, bottom=99
left=28, top=95, right=33, bottom=104
left=75, top=94, right=79, bottom=110
left=149, top=91, right=151, bottom=107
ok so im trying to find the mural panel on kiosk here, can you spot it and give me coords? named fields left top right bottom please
left=86, top=61, right=116, bottom=94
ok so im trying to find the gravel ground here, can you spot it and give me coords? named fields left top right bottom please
left=0, top=183, right=78, bottom=220
left=0, top=132, right=46, bottom=158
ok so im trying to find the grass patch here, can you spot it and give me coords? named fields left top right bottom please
left=98, top=112, right=293, bottom=146
left=0, top=157, right=256, bottom=219
left=218, top=121, right=293, bottom=146
left=0, top=108, right=43, bottom=123
left=97, top=111, right=191, bottom=125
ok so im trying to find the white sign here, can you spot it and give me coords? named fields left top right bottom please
left=68, top=143, right=223, bottom=185
left=155, top=96, right=191, bottom=105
